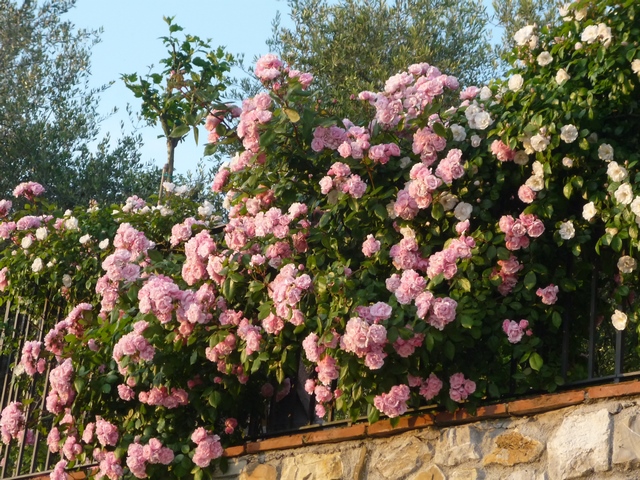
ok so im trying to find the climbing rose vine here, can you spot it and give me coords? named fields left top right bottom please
left=1, top=0, right=640, bottom=477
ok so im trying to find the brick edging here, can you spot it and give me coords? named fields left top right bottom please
left=224, top=379, right=640, bottom=457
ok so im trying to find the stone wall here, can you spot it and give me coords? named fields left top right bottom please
left=214, top=382, right=640, bottom=480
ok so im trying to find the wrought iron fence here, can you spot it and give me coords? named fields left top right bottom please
left=1, top=276, right=640, bottom=479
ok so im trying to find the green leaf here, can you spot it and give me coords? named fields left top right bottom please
left=523, top=271, right=537, bottom=290
left=169, top=124, right=190, bottom=138
left=529, top=352, right=543, bottom=371
left=284, top=108, right=301, bottom=123
left=432, top=121, right=447, bottom=137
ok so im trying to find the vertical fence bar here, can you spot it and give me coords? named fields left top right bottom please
left=614, top=330, right=624, bottom=383
left=587, top=266, right=598, bottom=380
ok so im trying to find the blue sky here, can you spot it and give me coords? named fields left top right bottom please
left=66, top=0, right=292, bottom=176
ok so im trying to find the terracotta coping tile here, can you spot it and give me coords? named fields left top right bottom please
left=435, top=403, right=508, bottom=426
left=223, top=445, right=246, bottom=457
left=507, top=390, right=584, bottom=416
left=301, top=424, right=367, bottom=444
left=367, top=413, right=435, bottom=436
left=246, top=434, right=304, bottom=453
left=587, top=380, right=640, bottom=399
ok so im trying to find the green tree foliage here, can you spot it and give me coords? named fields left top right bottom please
left=0, top=0, right=160, bottom=208
left=123, top=17, right=234, bottom=183
left=267, top=0, right=494, bottom=117
left=492, top=0, right=561, bottom=58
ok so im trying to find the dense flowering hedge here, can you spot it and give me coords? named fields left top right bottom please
left=1, top=0, right=640, bottom=478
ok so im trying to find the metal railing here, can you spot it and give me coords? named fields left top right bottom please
left=1, top=270, right=640, bottom=478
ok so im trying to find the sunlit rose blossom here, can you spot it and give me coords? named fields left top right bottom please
left=614, top=183, right=633, bottom=205
left=0, top=267, right=8, bottom=292
left=419, top=373, right=443, bottom=401
left=0, top=200, right=11, bottom=217
left=607, top=161, right=628, bottom=182
left=0, top=402, right=25, bottom=444
left=611, top=310, right=627, bottom=331
left=583, top=202, right=597, bottom=221
left=537, top=51, right=553, bottom=66
left=536, top=285, right=559, bottom=305
left=617, top=255, right=637, bottom=274
left=556, top=68, right=570, bottom=85
left=373, top=384, right=410, bottom=418
left=530, top=134, right=550, bottom=152
left=558, top=220, right=575, bottom=240
left=560, top=124, right=578, bottom=143
left=362, top=234, right=381, bottom=257
left=508, top=74, right=523, bottom=91
left=598, top=143, right=614, bottom=161
left=13, top=182, right=45, bottom=200
left=31, top=258, right=43, bottom=273
left=513, top=25, right=535, bottom=46
left=449, top=373, right=476, bottom=402
left=518, top=185, right=536, bottom=203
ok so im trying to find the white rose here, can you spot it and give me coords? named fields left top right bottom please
left=555, top=68, right=571, bottom=85
left=175, top=185, right=190, bottom=196
left=63, top=209, right=73, bottom=217
left=196, top=200, right=212, bottom=218
left=513, top=151, right=529, bottom=165
left=454, top=202, right=473, bottom=221
left=64, top=216, right=79, bottom=230
left=607, top=161, right=628, bottom=182
left=159, top=206, right=173, bottom=216
left=632, top=59, right=640, bottom=75
left=35, top=227, right=48, bottom=241
left=617, top=255, right=637, bottom=274
left=470, top=135, right=482, bottom=147
left=562, top=157, right=574, bottom=167
left=439, top=193, right=459, bottom=211
left=575, top=42, right=583, bottom=50
left=472, top=111, right=493, bottom=130
left=559, top=3, right=570, bottom=18
left=598, top=143, right=614, bottom=161
left=399, top=157, right=412, bottom=168
left=574, top=7, right=587, bottom=21
left=21, top=236, right=33, bottom=249
left=163, top=181, right=176, bottom=192
left=611, top=309, right=627, bottom=331
left=62, top=274, right=72, bottom=288
left=525, top=175, right=545, bottom=192
left=386, top=201, right=397, bottom=219
left=583, top=202, right=597, bottom=221
left=514, top=25, right=535, bottom=46
left=597, top=23, right=612, bottom=47
left=559, top=221, right=575, bottom=240
left=79, top=234, right=92, bottom=244
left=450, top=124, right=467, bottom=142
left=531, top=161, right=543, bottom=177
left=560, top=124, right=578, bottom=143
left=528, top=35, right=539, bottom=49
left=614, top=183, right=634, bottom=205
left=537, top=52, right=553, bottom=66
left=400, top=226, right=416, bottom=240
left=99, top=238, right=110, bottom=250
left=530, top=134, right=550, bottom=152
left=31, top=258, right=43, bottom=273
left=508, top=74, right=524, bottom=92
left=479, top=86, right=492, bottom=100
left=631, top=196, right=640, bottom=217
left=581, top=25, right=599, bottom=44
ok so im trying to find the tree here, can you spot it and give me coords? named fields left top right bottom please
left=492, top=0, right=561, bottom=60
left=0, top=0, right=160, bottom=208
left=122, top=17, right=234, bottom=184
left=267, top=0, right=495, bottom=117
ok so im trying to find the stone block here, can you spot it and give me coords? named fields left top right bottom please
left=239, top=464, right=277, bottom=480
left=280, top=452, right=343, bottom=480
left=433, top=425, right=480, bottom=467
left=483, top=430, right=543, bottom=466
left=613, top=411, right=640, bottom=466
left=411, top=465, right=445, bottom=480
left=369, top=435, right=430, bottom=479
left=450, top=468, right=478, bottom=480
left=547, top=408, right=612, bottom=480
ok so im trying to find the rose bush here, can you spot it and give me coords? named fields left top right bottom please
left=1, top=0, right=640, bottom=477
